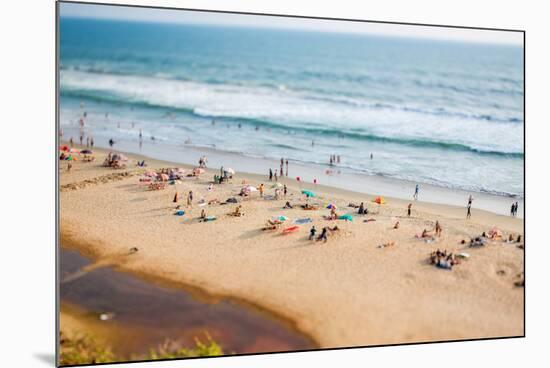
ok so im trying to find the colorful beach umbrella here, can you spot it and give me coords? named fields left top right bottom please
left=326, top=203, right=337, bottom=209
left=59, top=145, right=69, bottom=152
left=301, top=190, right=315, bottom=198
left=373, top=196, right=386, bottom=205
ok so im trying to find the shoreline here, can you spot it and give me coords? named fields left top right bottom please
left=60, top=145, right=524, bottom=349
left=60, top=136, right=523, bottom=217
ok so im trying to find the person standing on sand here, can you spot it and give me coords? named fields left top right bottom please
left=274, top=171, right=278, bottom=182
left=413, top=184, right=420, bottom=200
left=187, top=191, right=193, bottom=207
left=285, top=159, right=289, bottom=177
left=309, top=226, right=317, bottom=240
left=79, top=134, right=83, bottom=146
left=407, top=203, right=412, bottom=217
left=468, top=195, right=473, bottom=207
left=280, top=158, right=284, bottom=177
left=90, top=137, right=94, bottom=147
left=515, top=201, right=519, bottom=216
left=269, top=168, right=273, bottom=181
left=259, top=183, right=264, bottom=197
left=67, top=162, right=72, bottom=172
left=109, top=138, right=114, bottom=147
left=283, top=184, right=287, bottom=197
left=435, top=221, right=442, bottom=237
left=510, top=203, right=515, bottom=216
left=86, top=137, right=90, bottom=147
left=466, top=203, right=472, bottom=219
left=69, top=137, right=74, bottom=147
left=173, top=191, right=179, bottom=203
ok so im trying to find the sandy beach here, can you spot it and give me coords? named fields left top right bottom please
left=59, top=145, right=524, bottom=349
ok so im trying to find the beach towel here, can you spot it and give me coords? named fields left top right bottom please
left=282, top=226, right=300, bottom=234
left=293, top=218, right=312, bottom=224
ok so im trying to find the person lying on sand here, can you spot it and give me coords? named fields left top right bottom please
left=421, top=229, right=432, bottom=238
left=301, top=203, right=318, bottom=210
left=328, top=225, right=340, bottom=233
left=393, top=221, right=400, bottom=229
left=378, top=241, right=395, bottom=248
left=283, top=201, right=293, bottom=209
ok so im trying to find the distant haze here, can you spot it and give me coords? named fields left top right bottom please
left=60, top=2, right=523, bottom=46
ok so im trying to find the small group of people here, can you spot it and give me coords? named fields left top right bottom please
left=429, top=249, right=460, bottom=270
left=309, top=225, right=340, bottom=242
left=510, top=201, right=519, bottom=217
left=357, top=202, right=368, bottom=215
left=198, top=156, right=208, bottom=168
left=279, top=158, right=289, bottom=177
left=329, top=154, right=341, bottom=166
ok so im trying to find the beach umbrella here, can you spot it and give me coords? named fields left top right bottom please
left=339, top=214, right=353, bottom=221
left=301, top=190, right=315, bottom=198
left=80, top=149, right=93, bottom=154
left=271, top=182, right=283, bottom=189
left=277, top=215, right=288, bottom=221
left=224, top=168, right=235, bottom=175
left=60, top=145, right=69, bottom=152
left=326, top=203, right=337, bottom=209
left=373, top=196, right=386, bottom=205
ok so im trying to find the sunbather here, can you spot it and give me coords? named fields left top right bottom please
left=393, top=221, right=400, bottom=229
left=283, top=201, right=293, bottom=209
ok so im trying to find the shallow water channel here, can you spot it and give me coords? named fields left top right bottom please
left=59, top=247, right=314, bottom=359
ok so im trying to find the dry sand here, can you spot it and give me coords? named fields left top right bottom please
left=60, top=146, right=524, bottom=348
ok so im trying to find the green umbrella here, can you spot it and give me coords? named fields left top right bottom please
left=301, top=190, right=315, bottom=198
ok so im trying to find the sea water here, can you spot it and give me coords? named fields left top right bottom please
left=59, top=17, right=524, bottom=197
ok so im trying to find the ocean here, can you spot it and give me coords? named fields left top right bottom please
left=59, top=17, right=524, bottom=198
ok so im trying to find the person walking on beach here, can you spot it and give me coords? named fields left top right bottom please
left=274, top=171, right=278, bottom=182
left=90, top=137, right=94, bottom=147
left=259, top=183, right=264, bottom=198
left=283, top=184, right=287, bottom=197
left=269, top=168, right=273, bottom=181
left=309, top=226, right=317, bottom=240
left=515, top=202, right=519, bottom=216
left=468, top=195, right=473, bottom=207
left=187, top=191, right=193, bottom=207
left=510, top=203, right=515, bottom=216
left=280, top=158, right=284, bottom=177
left=109, top=138, right=114, bottom=147
left=413, top=184, right=420, bottom=200
left=285, top=159, right=289, bottom=177
left=466, top=203, right=472, bottom=219
left=407, top=203, right=412, bottom=217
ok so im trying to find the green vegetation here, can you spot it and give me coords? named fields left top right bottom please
left=59, top=331, right=223, bottom=366
left=59, top=332, right=116, bottom=365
